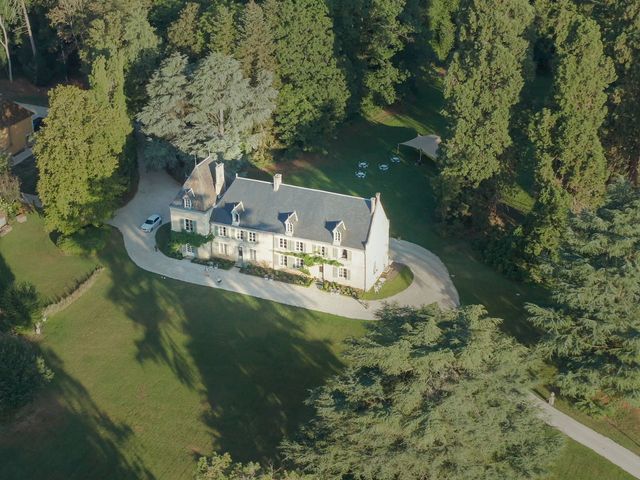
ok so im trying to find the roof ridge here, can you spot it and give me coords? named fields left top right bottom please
left=234, top=177, right=372, bottom=202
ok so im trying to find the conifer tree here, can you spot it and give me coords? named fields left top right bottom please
left=426, top=0, right=460, bottom=62
left=235, top=0, right=276, bottom=85
left=167, top=2, right=204, bottom=57
left=264, top=0, right=349, bottom=148
left=527, top=178, right=640, bottom=413
left=438, top=0, right=534, bottom=219
left=283, top=304, right=562, bottom=480
left=203, top=3, right=237, bottom=56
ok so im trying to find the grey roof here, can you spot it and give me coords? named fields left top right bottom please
left=171, top=157, right=218, bottom=211
left=212, top=178, right=375, bottom=249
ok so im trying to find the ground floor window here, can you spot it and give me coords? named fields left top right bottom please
left=183, top=243, right=195, bottom=255
left=218, top=243, right=228, bottom=256
left=249, top=249, right=257, bottom=261
left=279, top=254, right=288, bottom=267
left=184, top=219, right=195, bottom=232
left=293, top=257, right=304, bottom=268
left=337, top=267, right=349, bottom=280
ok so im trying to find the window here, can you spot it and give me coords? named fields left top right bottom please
left=341, top=249, right=349, bottom=260
left=248, top=231, right=257, bottom=243
left=183, top=243, right=194, bottom=255
left=313, top=245, right=327, bottom=257
left=279, top=254, right=288, bottom=267
left=184, top=219, right=195, bottom=232
left=293, top=257, right=304, bottom=268
left=334, top=230, right=342, bottom=244
left=183, top=196, right=192, bottom=209
left=285, top=221, right=293, bottom=235
left=338, top=268, right=349, bottom=280
left=295, top=241, right=304, bottom=252
left=218, top=243, right=228, bottom=255
left=236, top=229, right=245, bottom=241
left=216, top=226, right=228, bottom=237
left=249, top=249, right=257, bottom=261
left=232, top=212, right=240, bottom=225
left=278, top=238, right=288, bottom=249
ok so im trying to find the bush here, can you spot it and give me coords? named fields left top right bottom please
left=240, top=263, right=313, bottom=287
left=191, top=256, right=235, bottom=270
left=0, top=334, right=53, bottom=416
left=320, top=280, right=362, bottom=299
left=155, top=223, right=182, bottom=259
left=0, top=282, right=41, bottom=332
left=56, top=225, right=110, bottom=256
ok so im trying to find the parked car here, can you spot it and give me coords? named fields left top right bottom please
left=140, top=214, right=162, bottom=232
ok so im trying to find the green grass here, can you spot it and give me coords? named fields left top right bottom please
left=0, top=214, right=98, bottom=300
left=361, top=264, right=414, bottom=300
left=548, top=438, right=635, bottom=480
left=0, top=229, right=365, bottom=479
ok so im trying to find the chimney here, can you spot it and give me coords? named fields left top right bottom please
left=215, top=162, right=225, bottom=196
left=371, top=192, right=380, bottom=214
left=273, top=173, right=282, bottom=192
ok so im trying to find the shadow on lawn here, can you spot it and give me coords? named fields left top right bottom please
left=0, top=349, right=152, bottom=480
left=99, top=230, right=350, bottom=464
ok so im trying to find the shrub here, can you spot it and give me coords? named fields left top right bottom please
left=240, top=263, right=313, bottom=287
left=56, top=225, right=110, bottom=256
left=0, top=282, right=41, bottom=332
left=191, top=256, right=235, bottom=270
left=320, top=280, right=362, bottom=299
left=0, top=334, right=53, bottom=416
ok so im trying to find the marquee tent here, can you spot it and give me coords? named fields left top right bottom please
left=397, top=134, right=441, bottom=161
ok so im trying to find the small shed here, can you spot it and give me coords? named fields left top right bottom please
left=0, top=99, right=34, bottom=155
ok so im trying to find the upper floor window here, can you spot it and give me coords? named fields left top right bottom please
left=236, top=229, right=245, bottom=241
left=313, top=245, right=327, bottom=257
left=216, top=225, right=228, bottom=237
left=279, top=238, right=288, bottom=249
left=295, top=241, right=304, bottom=252
left=285, top=221, right=293, bottom=235
left=184, top=219, right=195, bottom=232
left=183, top=196, right=192, bottom=209
left=341, top=249, right=349, bottom=260
left=248, top=231, right=257, bottom=243
left=334, top=230, right=342, bottom=244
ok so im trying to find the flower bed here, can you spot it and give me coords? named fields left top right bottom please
left=240, top=263, right=313, bottom=287
left=320, top=280, right=363, bottom=299
left=191, top=256, right=235, bottom=270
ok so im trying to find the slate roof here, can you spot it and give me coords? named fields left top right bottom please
left=171, top=157, right=218, bottom=211
left=211, top=177, right=376, bottom=250
left=0, top=100, right=32, bottom=129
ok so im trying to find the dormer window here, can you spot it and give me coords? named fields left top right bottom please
left=232, top=212, right=240, bottom=225
left=334, top=231, right=342, bottom=243
left=332, top=220, right=346, bottom=246
left=183, top=196, right=192, bottom=209
left=283, top=211, right=298, bottom=237
left=285, top=221, right=293, bottom=235
left=231, top=202, right=244, bottom=226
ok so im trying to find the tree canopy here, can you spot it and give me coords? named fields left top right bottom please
left=283, top=304, right=562, bottom=480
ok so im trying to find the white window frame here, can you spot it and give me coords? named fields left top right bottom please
left=249, top=249, right=257, bottom=261
left=184, top=219, right=195, bottom=232
left=217, top=226, right=228, bottom=237
left=314, top=245, right=327, bottom=257
left=183, top=243, right=195, bottom=255
left=285, top=221, right=293, bottom=235
left=334, top=230, right=342, bottom=244
left=338, top=267, right=349, bottom=280
left=278, top=238, right=288, bottom=249
left=295, top=241, right=304, bottom=252
left=218, top=243, right=228, bottom=256
left=248, top=231, right=257, bottom=243
left=293, top=257, right=304, bottom=268
left=236, top=229, right=245, bottom=241
left=232, top=211, right=240, bottom=225
left=279, top=254, right=288, bottom=267
left=183, top=196, right=192, bottom=209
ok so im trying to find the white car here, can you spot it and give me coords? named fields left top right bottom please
left=141, top=214, right=162, bottom=232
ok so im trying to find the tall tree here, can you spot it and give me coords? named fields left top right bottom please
left=138, top=51, right=277, bottom=162
left=235, top=0, right=276, bottom=84
left=202, top=3, right=237, bottom=56
left=195, top=452, right=308, bottom=480
left=438, top=0, right=534, bottom=220
left=34, top=56, right=132, bottom=234
left=527, top=178, right=640, bottom=413
left=264, top=0, right=349, bottom=148
left=283, top=304, right=562, bottom=480
left=0, top=0, right=18, bottom=81
left=427, top=0, right=460, bottom=62
left=330, top=0, right=410, bottom=113
left=167, top=2, right=204, bottom=57
left=521, top=2, right=615, bottom=265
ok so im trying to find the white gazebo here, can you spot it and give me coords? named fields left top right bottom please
left=397, top=134, right=441, bottom=162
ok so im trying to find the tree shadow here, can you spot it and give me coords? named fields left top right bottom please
left=0, top=349, right=152, bottom=480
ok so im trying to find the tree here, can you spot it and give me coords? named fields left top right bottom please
left=235, top=0, right=276, bottom=84
left=330, top=0, right=410, bottom=113
left=0, top=0, right=18, bottom=81
left=138, top=51, right=277, bottom=162
left=427, top=0, right=460, bottom=62
left=0, top=282, right=40, bottom=331
left=521, top=2, right=615, bottom=265
left=167, top=2, right=204, bottom=57
left=283, top=304, right=562, bottom=480
left=264, top=0, right=349, bottom=148
left=526, top=178, right=640, bottom=414
left=34, top=56, right=132, bottom=234
left=202, top=3, right=237, bottom=56
left=195, top=452, right=309, bottom=480
left=0, top=333, right=53, bottom=415
left=438, top=0, right=534, bottom=219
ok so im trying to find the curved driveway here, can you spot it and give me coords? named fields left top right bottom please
left=109, top=164, right=459, bottom=320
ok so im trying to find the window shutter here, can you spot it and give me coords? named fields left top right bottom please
left=332, top=266, right=338, bottom=278
left=332, top=248, right=338, bottom=258
left=346, top=269, right=351, bottom=280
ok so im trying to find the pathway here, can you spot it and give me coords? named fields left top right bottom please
left=109, top=164, right=459, bottom=321
left=530, top=393, right=640, bottom=479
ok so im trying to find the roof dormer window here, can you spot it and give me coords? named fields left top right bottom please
left=332, top=220, right=345, bottom=246
left=334, top=230, right=342, bottom=244
left=232, top=211, right=240, bottom=225
left=285, top=221, right=293, bottom=235
left=231, top=202, right=244, bottom=226
left=283, top=211, right=298, bottom=237
left=183, top=196, right=192, bottom=209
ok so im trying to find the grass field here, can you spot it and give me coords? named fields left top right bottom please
left=548, top=438, right=635, bottom=480
left=361, top=263, right=414, bottom=300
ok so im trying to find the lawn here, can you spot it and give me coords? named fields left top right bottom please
left=0, top=228, right=365, bottom=479
left=0, top=213, right=98, bottom=300
left=548, top=438, right=635, bottom=480
left=361, top=263, right=414, bottom=300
